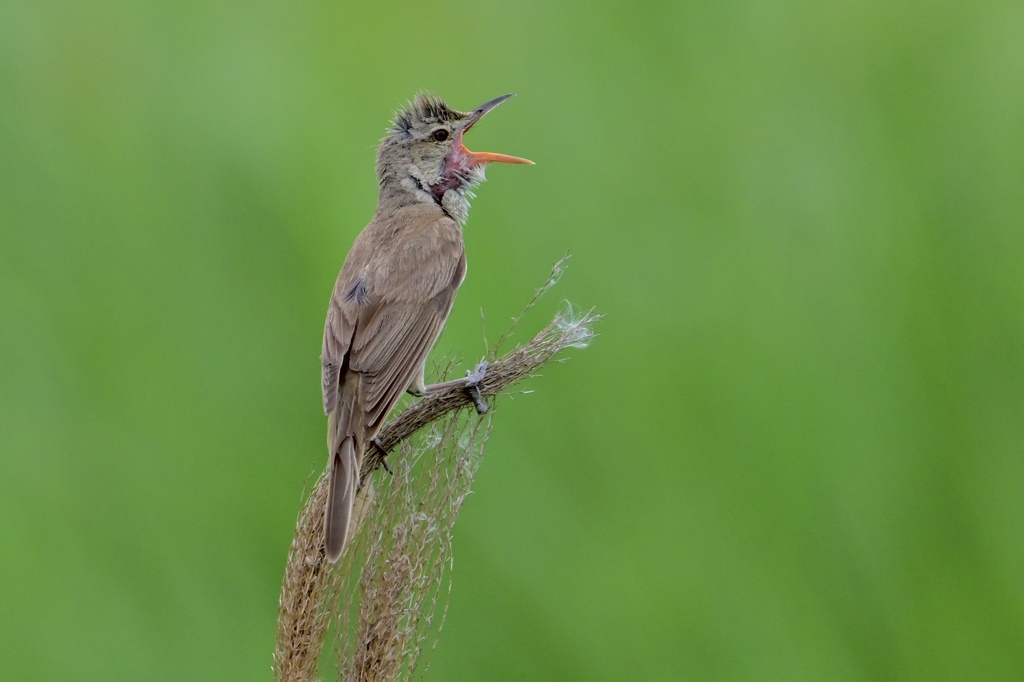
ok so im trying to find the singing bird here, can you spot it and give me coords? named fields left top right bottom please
left=321, top=93, right=532, bottom=562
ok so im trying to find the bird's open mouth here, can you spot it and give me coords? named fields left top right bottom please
left=458, top=94, right=533, bottom=167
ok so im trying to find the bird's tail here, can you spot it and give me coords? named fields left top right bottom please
left=325, top=384, right=363, bottom=563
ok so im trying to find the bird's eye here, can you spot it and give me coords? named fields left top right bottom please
left=431, top=129, right=450, bottom=142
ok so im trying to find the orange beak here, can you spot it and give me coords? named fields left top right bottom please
left=461, top=94, right=534, bottom=166
left=465, top=149, right=534, bottom=165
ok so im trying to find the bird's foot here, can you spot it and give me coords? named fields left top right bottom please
left=465, top=360, right=489, bottom=386
left=370, top=437, right=392, bottom=475
left=418, top=360, right=490, bottom=413
left=465, top=361, right=489, bottom=414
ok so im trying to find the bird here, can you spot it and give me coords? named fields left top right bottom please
left=320, top=93, right=532, bottom=562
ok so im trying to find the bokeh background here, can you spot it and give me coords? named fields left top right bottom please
left=2, top=1, right=1023, bottom=679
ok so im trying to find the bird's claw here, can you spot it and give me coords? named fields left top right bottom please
left=465, top=360, right=489, bottom=387
left=465, top=361, right=489, bottom=414
left=371, top=437, right=393, bottom=475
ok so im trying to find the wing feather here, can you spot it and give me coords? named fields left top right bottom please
left=321, top=207, right=466, bottom=428
left=353, top=295, right=451, bottom=431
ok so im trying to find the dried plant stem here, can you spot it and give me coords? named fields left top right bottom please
left=274, top=263, right=597, bottom=681
left=274, top=479, right=343, bottom=682
left=362, top=303, right=596, bottom=477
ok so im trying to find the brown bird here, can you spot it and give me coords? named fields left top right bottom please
left=320, top=93, right=532, bottom=562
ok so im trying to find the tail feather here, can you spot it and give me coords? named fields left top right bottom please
left=325, top=435, right=358, bottom=562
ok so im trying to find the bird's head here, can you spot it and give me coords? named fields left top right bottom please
left=377, top=93, right=532, bottom=223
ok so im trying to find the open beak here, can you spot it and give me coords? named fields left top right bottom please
left=460, top=94, right=534, bottom=166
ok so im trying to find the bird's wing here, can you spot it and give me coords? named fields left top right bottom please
left=321, top=284, right=357, bottom=415
left=350, top=291, right=455, bottom=431
left=321, top=209, right=466, bottom=424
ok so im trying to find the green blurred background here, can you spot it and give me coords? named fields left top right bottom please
left=2, top=0, right=1023, bottom=679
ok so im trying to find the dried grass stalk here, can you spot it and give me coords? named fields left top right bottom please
left=333, top=409, right=489, bottom=681
left=274, top=258, right=598, bottom=681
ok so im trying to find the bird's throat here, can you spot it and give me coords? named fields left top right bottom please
left=440, top=187, right=472, bottom=224
left=416, top=165, right=485, bottom=224
left=428, top=174, right=464, bottom=203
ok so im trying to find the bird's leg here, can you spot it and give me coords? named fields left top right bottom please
left=418, top=360, right=490, bottom=414
left=370, top=437, right=392, bottom=474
